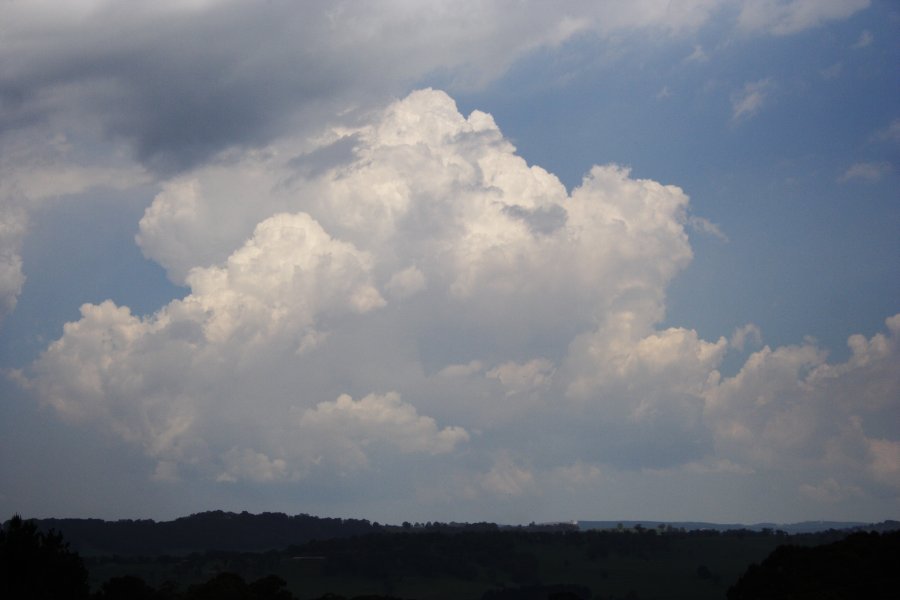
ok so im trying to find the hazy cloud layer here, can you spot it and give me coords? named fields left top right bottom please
left=737, top=0, right=870, bottom=35
left=852, top=29, right=874, bottom=48
left=1, top=1, right=864, bottom=176
left=20, top=90, right=900, bottom=515
left=0, top=202, right=26, bottom=323
left=871, top=118, right=900, bottom=143
left=839, top=161, right=893, bottom=183
left=0, top=0, right=721, bottom=175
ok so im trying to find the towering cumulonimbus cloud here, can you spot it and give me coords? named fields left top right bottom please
left=0, top=0, right=720, bottom=328
left=21, top=89, right=900, bottom=510
left=26, top=89, right=699, bottom=479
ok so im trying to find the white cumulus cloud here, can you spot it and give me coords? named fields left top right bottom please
left=705, top=314, right=900, bottom=493
left=294, top=392, right=469, bottom=465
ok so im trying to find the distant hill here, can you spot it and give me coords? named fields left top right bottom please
left=22, top=511, right=505, bottom=557
left=577, top=520, right=899, bottom=534
left=26, top=511, right=382, bottom=556
left=19, top=511, right=899, bottom=557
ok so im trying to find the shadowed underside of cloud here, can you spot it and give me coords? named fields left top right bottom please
left=19, top=90, right=900, bottom=513
left=5, top=1, right=867, bottom=176
left=0, top=202, right=26, bottom=322
left=0, top=0, right=723, bottom=176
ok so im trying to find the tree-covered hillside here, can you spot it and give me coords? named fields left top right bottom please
left=6, top=513, right=898, bottom=600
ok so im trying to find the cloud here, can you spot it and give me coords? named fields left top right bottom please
left=731, top=79, right=773, bottom=122
left=730, top=324, right=763, bottom=351
left=687, top=215, right=729, bottom=241
left=799, top=478, right=863, bottom=503
left=487, top=359, right=556, bottom=398
left=685, top=44, right=709, bottom=63
left=25, top=209, right=392, bottom=479
left=838, top=161, right=893, bottom=183
left=0, top=0, right=874, bottom=329
left=289, top=392, right=469, bottom=475
left=0, top=202, right=26, bottom=323
left=385, top=266, right=427, bottom=300
left=820, top=62, right=843, bottom=80
left=22, top=89, right=703, bottom=483
left=852, top=29, right=873, bottom=48
left=552, top=461, right=604, bottom=484
left=871, top=119, right=900, bottom=143
left=563, top=323, right=727, bottom=470
left=478, top=453, right=536, bottom=497
left=217, top=448, right=288, bottom=484
left=737, top=0, right=870, bottom=36
left=867, top=438, right=900, bottom=487
left=17, top=90, right=900, bottom=515
left=0, top=1, right=722, bottom=177
left=705, top=314, right=900, bottom=493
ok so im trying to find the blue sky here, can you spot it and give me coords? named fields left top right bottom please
left=1, top=1, right=898, bottom=524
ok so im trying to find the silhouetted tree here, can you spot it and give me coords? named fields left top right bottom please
left=1, top=514, right=90, bottom=600
left=93, top=575, right=160, bottom=600
left=728, top=531, right=900, bottom=599
left=182, top=572, right=295, bottom=600
left=481, top=584, right=591, bottom=600
left=184, top=572, right=251, bottom=600
left=248, top=574, right=293, bottom=600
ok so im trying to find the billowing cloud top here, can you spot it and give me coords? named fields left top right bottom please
left=0, top=0, right=876, bottom=326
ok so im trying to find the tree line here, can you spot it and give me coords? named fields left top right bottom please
left=4, top=512, right=898, bottom=599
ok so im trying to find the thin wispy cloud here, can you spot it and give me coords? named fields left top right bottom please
left=852, top=29, right=874, bottom=48
left=688, top=216, right=729, bottom=242
left=820, top=62, right=843, bottom=80
left=839, top=161, right=893, bottom=183
left=737, top=0, right=871, bottom=36
left=731, top=79, right=773, bottom=122
left=685, top=44, right=709, bottom=63
left=871, top=119, right=900, bottom=143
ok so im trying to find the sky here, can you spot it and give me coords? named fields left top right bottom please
left=0, top=0, right=898, bottom=526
